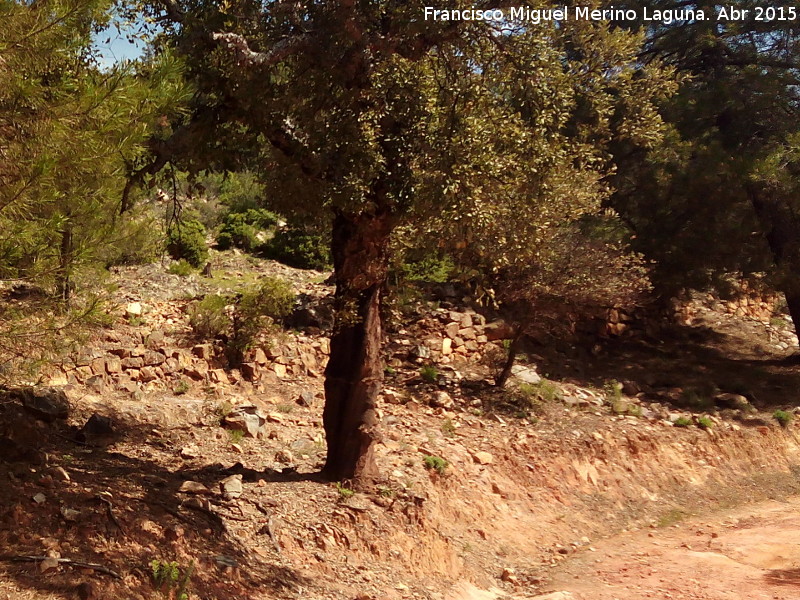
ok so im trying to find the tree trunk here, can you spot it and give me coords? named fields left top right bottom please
left=58, top=223, right=73, bottom=303
left=322, top=209, right=393, bottom=485
left=495, top=326, right=524, bottom=388
left=747, top=187, right=800, bottom=334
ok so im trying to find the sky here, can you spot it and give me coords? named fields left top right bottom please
left=93, top=20, right=148, bottom=68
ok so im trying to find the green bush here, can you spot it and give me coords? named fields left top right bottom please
left=774, top=410, right=793, bottom=428
left=166, top=219, right=208, bottom=267
left=263, top=226, right=331, bottom=270
left=420, top=365, right=438, bottom=383
left=104, top=211, right=164, bottom=267
left=189, top=294, right=230, bottom=339
left=673, top=416, right=692, bottom=427
left=216, top=209, right=279, bottom=251
left=697, top=416, right=713, bottom=429
left=239, top=277, right=295, bottom=321
left=423, top=455, right=449, bottom=475
left=227, top=277, right=295, bottom=363
left=168, top=259, right=194, bottom=276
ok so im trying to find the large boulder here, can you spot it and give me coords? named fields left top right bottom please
left=12, top=387, right=70, bottom=422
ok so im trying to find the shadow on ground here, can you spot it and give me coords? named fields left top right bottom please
left=527, top=314, right=800, bottom=410
left=0, top=400, right=315, bottom=600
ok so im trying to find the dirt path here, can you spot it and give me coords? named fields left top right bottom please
left=543, top=496, right=800, bottom=600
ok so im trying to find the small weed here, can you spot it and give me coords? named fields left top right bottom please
left=128, top=315, right=144, bottom=327
left=673, top=416, right=692, bottom=427
left=441, top=418, right=456, bottom=436
left=697, top=416, right=713, bottom=429
left=420, top=365, right=438, bottom=383
left=228, top=429, right=245, bottom=444
left=151, top=559, right=193, bottom=599
left=657, top=509, right=690, bottom=528
left=214, top=401, right=233, bottom=424
left=61, top=454, right=74, bottom=464
left=384, top=365, right=396, bottom=375
left=377, top=486, right=395, bottom=498
left=604, top=380, right=623, bottom=405
left=771, top=316, right=788, bottom=328
left=521, top=381, right=561, bottom=403
left=774, top=410, right=793, bottom=428
left=336, top=482, right=355, bottom=500
left=174, top=379, right=189, bottom=395
left=276, top=403, right=294, bottom=414
left=168, top=260, right=194, bottom=277
left=423, top=454, right=448, bottom=475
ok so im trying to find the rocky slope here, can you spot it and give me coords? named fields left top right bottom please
left=1, top=254, right=800, bottom=600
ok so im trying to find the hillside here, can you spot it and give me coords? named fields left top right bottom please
left=1, top=254, right=800, bottom=600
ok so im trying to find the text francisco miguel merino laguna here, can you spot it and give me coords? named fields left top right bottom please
left=424, top=5, right=751, bottom=24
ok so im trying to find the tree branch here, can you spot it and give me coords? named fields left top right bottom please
left=210, top=32, right=309, bottom=67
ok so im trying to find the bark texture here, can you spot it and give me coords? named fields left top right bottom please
left=323, top=209, right=393, bottom=484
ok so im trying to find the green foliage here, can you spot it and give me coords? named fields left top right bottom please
left=673, top=417, right=692, bottom=428
left=697, top=416, right=713, bottom=430
left=335, top=482, right=355, bottom=500
left=423, top=455, right=449, bottom=475
left=189, top=278, right=294, bottom=364
left=238, top=277, right=295, bottom=322
left=0, top=1, right=188, bottom=297
left=168, top=260, right=194, bottom=277
left=173, top=380, right=189, bottom=395
left=774, top=410, right=793, bottom=428
left=377, top=485, right=395, bottom=498
left=228, top=277, right=295, bottom=363
left=228, top=429, right=245, bottom=444
left=263, top=226, right=331, bottom=271
left=420, top=365, right=438, bottom=384
left=188, top=295, right=229, bottom=340
left=166, top=219, right=208, bottom=268
left=441, top=418, right=456, bottom=436
left=604, top=380, right=623, bottom=405
left=216, top=209, right=279, bottom=251
left=102, top=209, right=164, bottom=267
left=151, top=559, right=193, bottom=599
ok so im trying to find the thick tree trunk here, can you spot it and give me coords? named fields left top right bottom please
left=322, top=209, right=393, bottom=485
left=747, top=187, right=800, bottom=334
left=495, top=326, right=524, bottom=388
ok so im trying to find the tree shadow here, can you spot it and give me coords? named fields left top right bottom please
left=527, top=320, right=800, bottom=411
left=0, top=401, right=317, bottom=599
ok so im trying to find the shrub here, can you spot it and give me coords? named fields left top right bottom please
left=104, top=210, right=163, bottom=267
left=238, top=277, right=295, bottom=321
left=673, top=416, right=692, bottom=427
left=336, top=482, right=355, bottom=500
left=263, top=226, right=331, bottom=270
left=151, top=559, right=193, bottom=600
left=774, top=410, right=792, bottom=428
left=168, top=259, right=194, bottom=276
left=227, top=277, right=295, bottom=363
left=166, top=219, right=208, bottom=267
left=423, top=455, right=449, bottom=475
left=697, top=416, right=713, bottom=429
left=420, top=365, right=438, bottom=383
left=216, top=209, right=279, bottom=251
left=188, top=294, right=230, bottom=339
